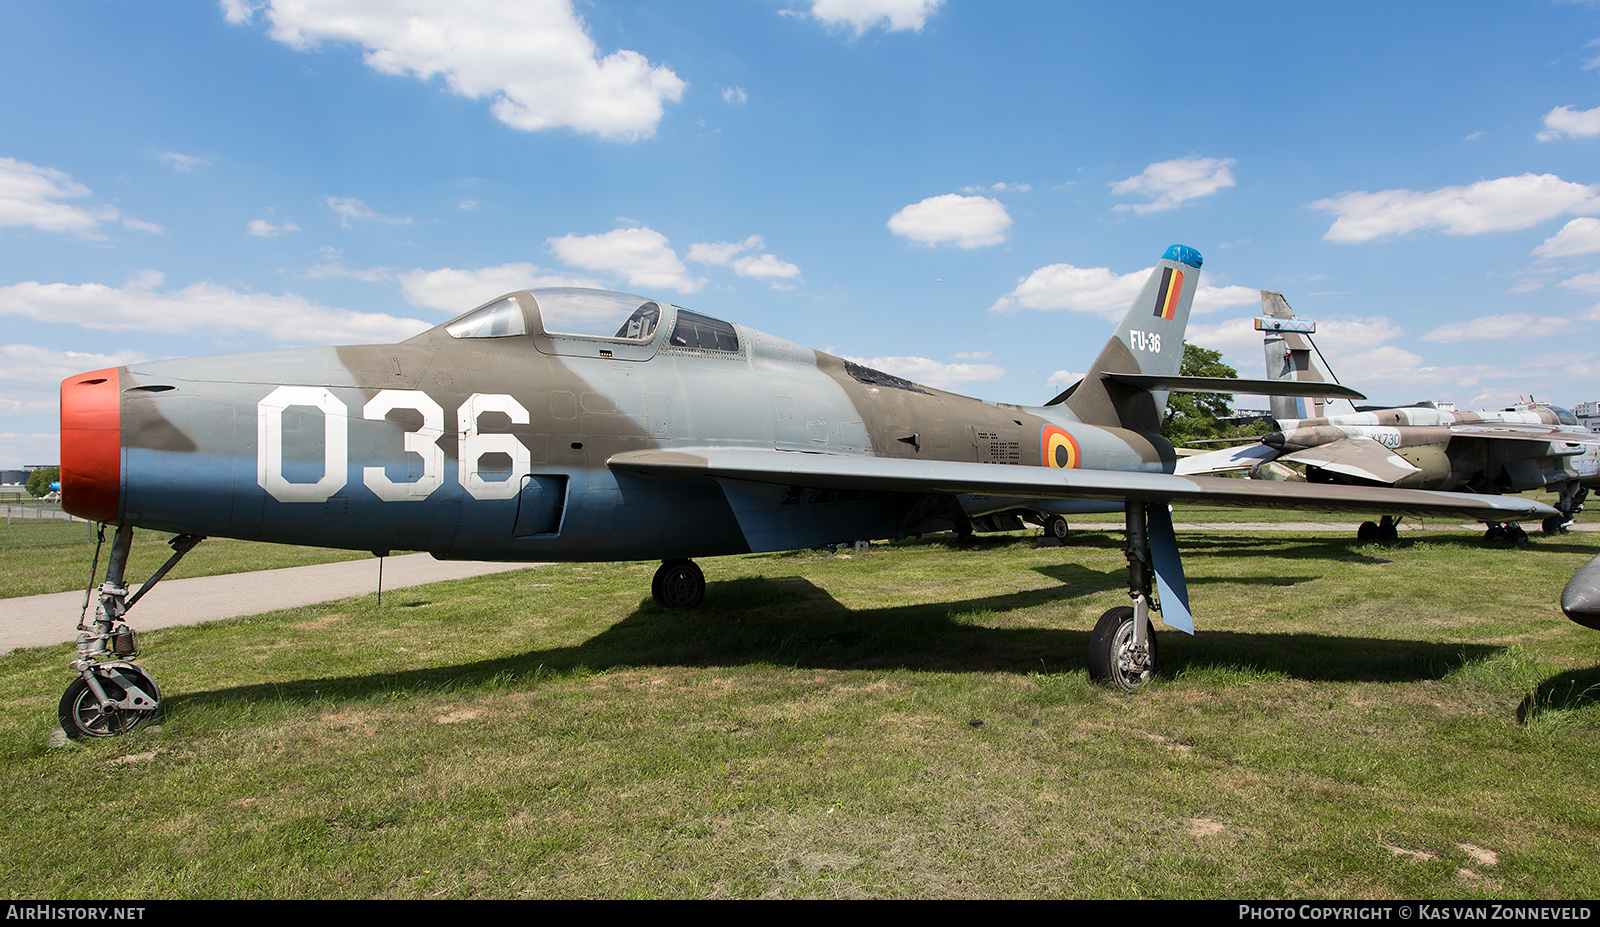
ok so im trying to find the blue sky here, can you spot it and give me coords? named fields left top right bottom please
left=5, top=0, right=1600, bottom=470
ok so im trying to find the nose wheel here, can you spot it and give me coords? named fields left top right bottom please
left=59, top=665, right=162, bottom=740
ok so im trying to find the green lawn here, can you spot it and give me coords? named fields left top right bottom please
left=2, top=527, right=1596, bottom=898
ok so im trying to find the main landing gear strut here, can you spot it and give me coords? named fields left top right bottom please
left=60, top=525, right=203, bottom=741
left=1087, top=502, right=1164, bottom=692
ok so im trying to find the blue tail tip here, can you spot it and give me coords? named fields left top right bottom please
left=1163, top=245, right=1203, bottom=268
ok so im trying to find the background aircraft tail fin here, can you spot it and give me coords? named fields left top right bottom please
left=1260, top=291, right=1356, bottom=420
left=1063, top=245, right=1202, bottom=432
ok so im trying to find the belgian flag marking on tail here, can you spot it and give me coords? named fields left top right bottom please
left=1152, top=267, right=1184, bottom=320
left=1042, top=424, right=1081, bottom=469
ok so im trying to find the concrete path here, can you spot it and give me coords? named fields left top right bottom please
left=0, top=554, right=540, bottom=654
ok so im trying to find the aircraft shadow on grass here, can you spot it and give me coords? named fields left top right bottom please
left=1518, top=665, right=1600, bottom=722
left=166, top=568, right=1515, bottom=720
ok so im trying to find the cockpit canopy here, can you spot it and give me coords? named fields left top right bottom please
left=1549, top=405, right=1580, bottom=427
left=427, top=287, right=741, bottom=362
left=444, top=288, right=661, bottom=342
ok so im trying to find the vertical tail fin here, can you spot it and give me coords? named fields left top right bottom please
left=1259, top=291, right=1356, bottom=420
left=1064, top=245, right=1202, bottom=432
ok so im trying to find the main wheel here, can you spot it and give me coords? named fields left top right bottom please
left=1377, top=520, right=1399, bottom=543
left=1043, top=515, right=1070, bottom=541
left=652, top=559, right=705, bottom=609
left=58, top=667, right=160, bottom=741
left=1087, top=606, right=1157, bottom=692
left=1357, top=521, right=1378, bottom=542
left=1544, top=516, right=1568, bottom=535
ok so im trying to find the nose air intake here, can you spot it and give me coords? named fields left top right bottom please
left=60, top=368, right=122, bottom=525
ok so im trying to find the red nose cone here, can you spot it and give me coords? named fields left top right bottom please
left=60, top=368, right=122, bottom=524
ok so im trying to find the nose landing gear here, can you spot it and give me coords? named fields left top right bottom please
left=60, top=525, right=202, bottom=741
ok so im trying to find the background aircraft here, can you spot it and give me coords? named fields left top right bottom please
left=56, top=246, right=1556, bottom=739
left=1177, top=291, right=1600, bottom=542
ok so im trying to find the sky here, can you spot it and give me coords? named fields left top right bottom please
left=5, top=0, right=1600, bottom=470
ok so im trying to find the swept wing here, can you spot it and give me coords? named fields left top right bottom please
left=609, top=447, right=1556, bottom=523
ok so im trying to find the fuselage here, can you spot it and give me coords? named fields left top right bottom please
left=1264, top=405, right=1596, bottom=492
left=61, top=288, right=1168, bottom=561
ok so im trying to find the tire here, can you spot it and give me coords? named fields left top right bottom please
left=652, top=560, right=705, bottom=609
left=1357, top=521, right=1378, bottom=542
left=1377, top=520, right=1399, bottom=543
left=58, top=667, right=160, bottom=741
left=1544, top=516, right=1567, bottom=535
left=1044, top=515, right=1069, bottom=541
left=1087, top=606, right=1157, bottom=692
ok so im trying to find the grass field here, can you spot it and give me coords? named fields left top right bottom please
left=0, top=520, right=370, bottom=598
left=2, top=524, right=1597, bottom=899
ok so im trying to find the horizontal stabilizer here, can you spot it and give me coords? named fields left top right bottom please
left=1255, top=317, right=1316, bottom=333
left=609, top=447, right=1558, bottom=523
left=1174, top=442, right=1281, bottom=476
left=1103, top=373, right=1365, bottom=400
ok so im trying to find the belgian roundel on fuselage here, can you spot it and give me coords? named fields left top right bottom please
left=1042, top=424, right=1080, bottom=469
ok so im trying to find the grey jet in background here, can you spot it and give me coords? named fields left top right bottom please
left=1178, top=291, right=1599, bottom=542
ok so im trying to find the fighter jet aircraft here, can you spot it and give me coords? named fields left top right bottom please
left=55, top=246, right=1557, bottom=739
left=1176, top=291, right=1600, bottom=542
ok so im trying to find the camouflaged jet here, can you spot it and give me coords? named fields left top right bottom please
left=54, top=245, right=1558, bottom=739
left=1177, top=291, right=1600, bottom=543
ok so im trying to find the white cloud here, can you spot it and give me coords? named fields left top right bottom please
left=0, top=158, right=161, bottom=237
left=305, top=246, right=391, bottom=283
left=1422, top=313, right=1575, bottom=343
left=0, top=344, right=149, bottom=385
left=1537, top=104, right=1600, bottom=141
left=0, top=273, right=430, bottom=344
left=0, top=433, right=64, bottom=471
left=988, top=263, right=1143, bottom=317
left=987, top=263, right=1257, bottom=319
left=1560, top=270, right=1600, bottom=292
left=246, top=218, right=301, bottom=237
left=327, top=196, right=411, bottom=229
left=398, top=263, right=602, bottom=312
left=1534, top=217, right=1600, bottom=258
left=155, top=151, right=212, bottom=171
left=687, top=235, right=801, bottom=286
left=961, top=182, right=1031, bottom=194
left=722, top=86, right=748, bottom=104
left=231, top=0, right=685, bottom=141
left=1192, top=284, right=1261, bottom=315
left=1110, top=156, right=1237, bottom=214
left=887, top=194, right=1011, bottom=249
left=808, top=0, right=944, bottom=34
left=1046, top=369, right=1082, bottom=391
left=1312, top=173, right=1600, bottom=243
left=219, top=0, right=259, bottom=24
left=840, top=354, right=1005, bottom=391
left=547, top=227, right=704, bottom=294
left=1189, top=314, right=1428, bottom=389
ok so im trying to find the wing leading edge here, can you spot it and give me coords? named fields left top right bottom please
left=608, top=447, right=1558, bottom=522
